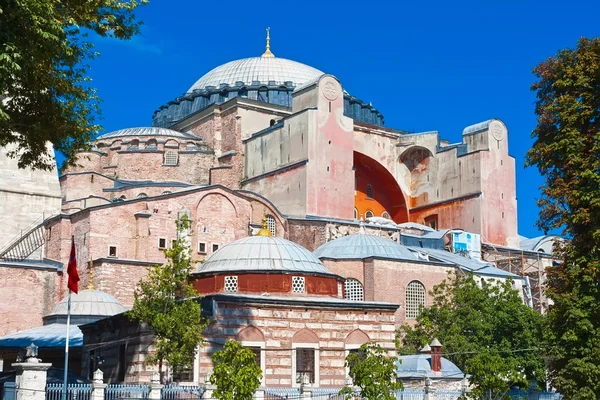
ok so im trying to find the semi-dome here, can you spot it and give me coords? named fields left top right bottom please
left=188, top=57, right=324, bottom=93
left=194, top=236, right=334, bottom=276
left=46, top=289, right=128, bottom=320
left=314, top=234, right=419, bottom=262
left=96, top=127, right=198, bottom=140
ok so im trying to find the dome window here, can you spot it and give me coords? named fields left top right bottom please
left=137, top=193, right=148, bottom=199
left=164, top=150, right=179, bottom=166
left=366, top=184, right=373, bottom=199
left=266, top=215, right=276, bottom=236
left=224, top=276, right=238, bottom=292
left=344, top=279, right=364, bottom=302
left=382, top=211, right=391, bottom=219
left=365, top=210, right=374, bottom=219
left=292, top=276, right=305, bottom=293
left=406, top=280, right=426, bottom=320
left=353, top=208, right=358, bottom=220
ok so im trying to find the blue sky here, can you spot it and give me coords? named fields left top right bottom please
left=81, top=0, right=599, bottom=239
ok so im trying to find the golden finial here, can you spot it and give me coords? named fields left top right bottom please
left=87, top=263, right=95, bottom=290
left=261, top=27, right=275, bottom=58
left=256, top=212, right=272, bottom=237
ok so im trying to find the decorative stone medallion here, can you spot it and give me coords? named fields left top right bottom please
left=491, top=122, right=504, bottom=141
left=322, top=81, right=339, bottom=101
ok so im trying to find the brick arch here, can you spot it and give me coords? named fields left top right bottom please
left=196, top=192, right=238, bottom=218
left=237, top=325, right=265, bottom=342
left=292, top=328, right=319, bottom=344
left=345, top=329, right=370, bottom=345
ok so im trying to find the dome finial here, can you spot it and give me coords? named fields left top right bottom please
left=261, top=27, right=275, bottom=58
left=257, top=211, right=273, bottom=236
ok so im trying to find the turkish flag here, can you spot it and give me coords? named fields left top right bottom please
left=67, top=236, right=80, bottom=294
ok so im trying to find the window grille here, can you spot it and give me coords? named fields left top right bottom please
left=382, top=211, right=391, bottom=219
left=406, top=281, right=426, bottom=320
left=296, top=348, right=315, bottom=383
left=164, top=151, right=179, bottom=166
left=366, top=184, right=373, bottom=198
left=292, top=276, right=305, bottom=293
left=344, top=279, right=364, bottom=301
left=266, top=215, right=276, bottom=235
left=338, top=282, right=343, bottom=298
left=224, top=276, right=238, bottom=292
left=365, top=210, right=374, bottom=219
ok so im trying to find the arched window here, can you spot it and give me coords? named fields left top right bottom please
left=162, top=191, right=172, bottom=195
left=146, top=139, right=157, bottom=149
left=119, top=195, right=126, bottom=200
left=164, top=150, right=178, bottom=166
left=137, top=193, right=148, bottom=199
left=382, top=211, right=391, bottom=219
left=344, top=279, right=364, bottom=301
left=353, top=208, right=358, bottom=220
left=406, top=281, right=426, bottom=320
left=266, top=215, right=276, bottom=236
left=111, top=152, right=119, bottom=166
left=239, top=88, right=248, bottom=98
left=129, top=139, right=139, bottom=150
left=365, top=210, right=374, bottom=219
left=366, top=184, right=373, bottom=199
left=270, top=119, right=276, bottom=127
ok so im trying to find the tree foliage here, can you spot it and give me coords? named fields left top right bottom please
left=526, top=37, right=600, bottom=399
left=339, top=342, right=403, bottom=400
left=397, top=273, right=545, bottom=399
left=0, top=0, right=147, bottom=170
left=209, top=340, right=263, bottom=400
left=129, top=215, right=207, bottom=383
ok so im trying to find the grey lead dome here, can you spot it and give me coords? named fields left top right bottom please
left=49, top=289, right=128, bottom=317
left=194, top=236, right=335, bottom=276
left=187, top=57, right=324, bottom=92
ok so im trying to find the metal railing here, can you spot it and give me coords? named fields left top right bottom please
left=105, top=384, right=150, bottom=400
left=46, top=384, right=92, bottom=400
left=0, top=215, right=47, bottom=261
left=264, top=388, right=301, bottom=400
left=160, top=385, right=203, bottom=400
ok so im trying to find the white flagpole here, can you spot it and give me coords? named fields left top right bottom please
left=62, top=290, right=71, bottom=400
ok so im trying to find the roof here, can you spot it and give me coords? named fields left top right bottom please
left=313, top=234, right=419, bottom=262
left=519, top=235, right=559, bottom=252
left=48, top=290, right=128, bottom=317
left=396, top=222, right=436, bottom=232
left=0, top=323, right=82, bottom=349
left=194, top=236, right=335, bottom=276
left=462, top=119, right=505, bottom=135
left=396, top=354, right=465, bottom=380
left=188, top=57, right=324, bottom=92
left=96, top=127, right=198, bottom=140
left=408, top=247, right=521, bottom=278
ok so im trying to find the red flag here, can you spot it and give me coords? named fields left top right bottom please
left=67, top=236, right=80, bottom=294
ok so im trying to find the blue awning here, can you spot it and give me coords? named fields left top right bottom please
left=0, top=324, right=82, bottom=349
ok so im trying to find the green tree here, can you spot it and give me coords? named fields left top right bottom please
left=0, top=0, right=147, bottom=170
left=526, top=37, right=600, bottom=399
left=129, top=215, right=207, bottom=383
left=397, top=273, right=545, bottom=399
left=339, top=342, right=403, bottom=400
left=209, top=340, right=263, bottom=400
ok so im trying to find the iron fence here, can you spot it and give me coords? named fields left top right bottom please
left=46, top=384, right=92, bottom=400
left=433, top=390, right=463, bottom=400
left=105, top=385, right=149, bottom=400
left=160, top=385, right=203, bottom=400
left=264, top=387, right=301, bottom=400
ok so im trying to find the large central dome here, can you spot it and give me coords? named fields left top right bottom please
left=187, top=57, right=324, bottom=93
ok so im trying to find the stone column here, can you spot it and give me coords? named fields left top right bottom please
left=149, top=372, right=163, bottom=400
left=203, top=373, right=215, bottom=399
left=424, top=377, right=436, bottom=400
left=300, top=375, right=313, bottom=400
left=91, top=369, right=106, bottom=400
left=253, top=386, right=264, bottom=400
left=12, top=357, right=51, bottom=400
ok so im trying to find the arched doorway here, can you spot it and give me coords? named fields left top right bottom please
left=354, top=152, right=408, bottom=223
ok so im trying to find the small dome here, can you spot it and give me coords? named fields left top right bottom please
left=96, top=127, right=198, bottom=140
left=396, top=354, right=465, bottom=379
left=188, top=57, right=324, bottom=93
left=314, top=234, right=418, bottom=261
left=194, top=236, right=334, bottom=276
left=49, top=290, right=128, bottom=317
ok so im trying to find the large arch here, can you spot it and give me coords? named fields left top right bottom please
left=354, top=151, right=409, bottom=223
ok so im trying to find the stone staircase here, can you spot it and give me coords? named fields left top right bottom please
left=0, top=216, right=47, bottom=261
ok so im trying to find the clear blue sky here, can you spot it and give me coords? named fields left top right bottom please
left=81, top=0, right=599, bottom=239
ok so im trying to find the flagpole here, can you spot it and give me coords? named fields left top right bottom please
left=62, top=290, right=71, bottom=400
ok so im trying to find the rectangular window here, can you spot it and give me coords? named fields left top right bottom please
left=247, top=346, right=261, bottom=367
left=173, top=368, right=193, bottom=383
left=296, top=348, right=315, bottom=384
left=424, top=215, right=438, bottom=230
left=171, top=239, right=177, bottom=248
left=108, top=246, right=117, bottom=258
left=198, top=242, right=207, bottom=254
left=212, top=243, right=220, bottom=253
left=158, top=238, right=166, bottom=249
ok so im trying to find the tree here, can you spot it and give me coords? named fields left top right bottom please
left=526, top=37, right=600, bottom=399
left=209, top=340, right=263, bottom=400
left=339, top=342, right=403, bottom=400
left=0, top=0, right=147, bottom=170
left=129, top=215, right=207, bottom=383
left=397, top=273, right=546, bottom=399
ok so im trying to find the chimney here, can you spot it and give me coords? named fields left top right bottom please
left=430, top=338, right=442, bottom=373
